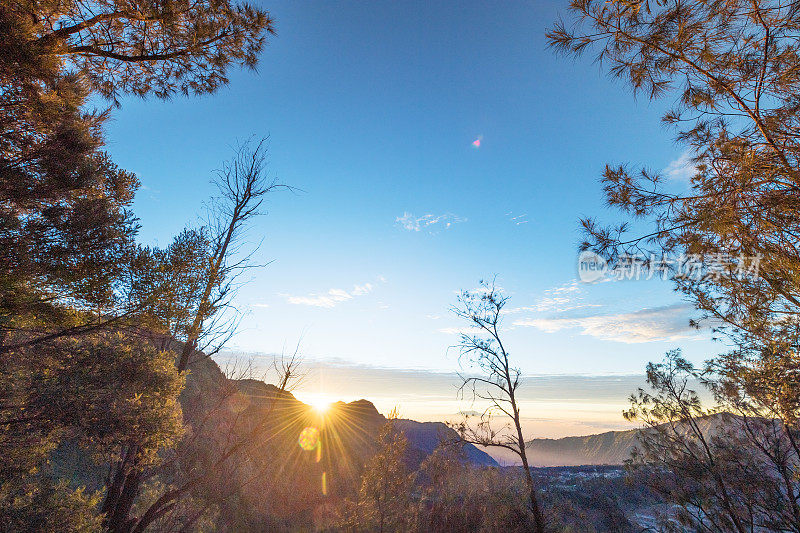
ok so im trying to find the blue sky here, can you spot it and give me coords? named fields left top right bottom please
left=104, top=1, right=723, bottom=433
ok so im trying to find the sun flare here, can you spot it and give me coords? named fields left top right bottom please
left=310, top=397, right=331, bottom=413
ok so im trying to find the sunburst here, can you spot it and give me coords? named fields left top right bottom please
left=310, top=397, right=331, bottom=414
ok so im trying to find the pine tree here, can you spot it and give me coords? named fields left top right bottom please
left=0, top=0, right=276, bottom=528
left=549, top=2, right=800, bottom=528
left=7, top=0, right=274, bottom=101
left=548, top=0, right=800, bottom=360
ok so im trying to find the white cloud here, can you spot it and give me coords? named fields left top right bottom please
left=396, top=212, right=466, bottom=232
left=664, top=150, right=698, bottom=181
left=352, top=283, right=373, bottom=296
left=505, top=280, right=597, bottom=315
left=327, top=288, right=352, bottom=300
left=513, top=303, right=698, bottom=343
left=250, top=303, right=270, bottom=308
left=547, top=280, right=581, bottom=295
left=285, top=283, right=374, bottom=308
left=505, top=301, right=601, bottom=315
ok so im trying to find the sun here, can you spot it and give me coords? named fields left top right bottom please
left=299, top=392, right=334, bottom=415
left=310, top=397, right=331, bottom=413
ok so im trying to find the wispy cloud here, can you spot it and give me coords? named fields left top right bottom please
left=396, top=212, right=466, bottom=232
left=505, top=280, right=598, bottom=315
left=513, top=303, right=698, bottom=343
left=505, top=211, right=530, bottom=226
left=537, top=281, right=601, bottom=313
left=664, top=150, right=698, bottom=181
left=285, top=283, right=374, bottom=308
left=352, top=283, right=373, bottom=296
left=547, top=280, right=581, bottom=295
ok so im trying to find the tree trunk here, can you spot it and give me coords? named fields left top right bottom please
left=102, top=454, right=142, bottom=533
left=513, top=400, right=545, bottom=533
left=519, top=448, right=545, bottom=532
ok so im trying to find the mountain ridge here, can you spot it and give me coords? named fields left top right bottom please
left=485, top=413, right=732, bottom=466
left=229, top=376, right=497, bottom=467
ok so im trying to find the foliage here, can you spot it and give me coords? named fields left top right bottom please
left=0, top=334, right=184, bottom=531
left=95, top=141, right=287, bottom=532
left=0, top=0, right=275, bottom=351
left=1, top=0, right=276, bottom=528
left=0, top=479, right=102, bottom=533
left=550, top=2, right=800, bottom=530
left=0, top=38, right=138, bottom=351
left=9, top=0, right=274, bottom=101
left=1, top=334, right=184, bottom=474
left=549, top=0, right=800, bottom=355
left=625, top=350, right=800, bottom=531
left=127, top=229, right=217, bottom=348
left=415, top=444, right=537, bottom=533
left=339, top=420, right=414, bottom=533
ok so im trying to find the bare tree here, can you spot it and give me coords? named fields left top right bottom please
left=450, top=279, right=545, bottom=533
left=177, top=137, right=290, bottom=371
left=101, top=138, right=291, bottom=532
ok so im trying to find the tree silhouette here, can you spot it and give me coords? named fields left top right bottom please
left=450, top=279, right=546, bottom=533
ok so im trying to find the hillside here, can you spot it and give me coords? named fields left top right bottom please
left=486, top=414, right=732, bottom=467
left=200, top=362, right=496, bottom=526
left=525, top=429, right=640, bottom=466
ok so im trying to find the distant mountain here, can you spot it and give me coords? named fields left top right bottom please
left=393, top=419, right=496, bottom=467
left=524, top=429, right=641, bottom=466
left=486, top=414, right=731, bottom=467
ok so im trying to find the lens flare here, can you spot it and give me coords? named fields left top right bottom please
left=298, top=426, right=320, bottom=451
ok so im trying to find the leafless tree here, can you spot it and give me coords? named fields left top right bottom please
left=177, top=137, right=291, bottom=371
left=450, top=279, right=545, bottom=533
left=101, top=139, right=292, bottom=532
